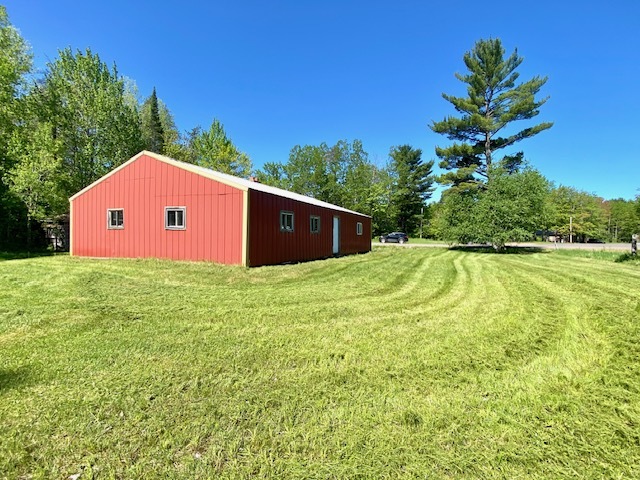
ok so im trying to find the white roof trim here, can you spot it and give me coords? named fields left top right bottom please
left=69, top=151, right=371, bottom=218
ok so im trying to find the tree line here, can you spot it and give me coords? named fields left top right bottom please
left=1, top=6, right=638, bottom=250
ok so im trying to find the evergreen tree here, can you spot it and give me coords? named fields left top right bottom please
left=431, top=38, right=552, bottom=190
left=388, top=145, right=434, bottom=234
left=141, top=87, right=165, bottom=154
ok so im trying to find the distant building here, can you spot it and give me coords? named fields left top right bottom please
left=69, top=151, right=371, bottom=266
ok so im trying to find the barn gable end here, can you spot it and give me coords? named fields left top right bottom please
left=70, top=152, right=246, bottom=264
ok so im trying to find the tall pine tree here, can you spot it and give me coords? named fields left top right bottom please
left=389, top=145, right=434, bottom=234
left=142, top=87, right=164, bottom=154
left=431, top=38, right=552, bottom=190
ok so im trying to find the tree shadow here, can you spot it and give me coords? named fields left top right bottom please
left=449, top=245, right=546, bottom=255
left=615, top=253, right=640, bottom=264
left=0, top=250, right=61, bottom=262
left=0, top=366, right=35, bottom=392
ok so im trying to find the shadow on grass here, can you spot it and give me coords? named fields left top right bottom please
left=0, top=250, right=62, bottom=262
left=449, top=245, right=546, bottom=255
left=0, top=366, right=35, bottom=392
left=615, top=253, right=640, bottom=264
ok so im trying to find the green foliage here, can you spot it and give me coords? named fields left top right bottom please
left=431, top=38, right=552, bottom=189
left=435, top=165, right=550, bottom=250
left=603, top=198, right=639, bottom=242
left=258, top=161, right=288, bottom=189
left=388, top=145, right=434, bottom=234
left=367, top=166, right=397, bottom=235
left=259, top=141, right=436, bottom=236
left=476, top=166, right=551, bottom=249
left=7, top=121, right=66, bottom=246
left=40, top=47, right=144, bottom=195
left=2, top=250, right=640, bottom=477
left=187, top=119, right=252, bottom=177
left=548, top=186, right=606, bottom=242
left=0, top=5, right=33, bottom=248
left=275, top=143, right=338, bottom=201
left=257, top=140, right=381, bottom=216
left=433, top=185, right=483, bottom=244
left=0, top=6, right=31, bottom=157
left=8, top=122, right=65, bottom=220
left=140, top=87, right=165, bottom=154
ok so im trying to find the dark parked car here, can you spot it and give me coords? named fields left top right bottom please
left=379, top=232, right=408, bottom=244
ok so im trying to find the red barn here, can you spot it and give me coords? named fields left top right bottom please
left=69, top=151, right=371, bottom=266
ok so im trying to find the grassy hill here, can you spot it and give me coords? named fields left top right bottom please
left=1, top=248, right=639, bottom=478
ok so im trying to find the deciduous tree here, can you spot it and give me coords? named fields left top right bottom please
left=8, top=120, right=65, bottom=246
left=257, top=140, right=381, bottom=216
left=602, top=199, right=639, bottom=242
left=0, top=6, right=33, bottom=247
left=435, top=165, right=550, bottom=250
left=187, top=119, right=252, bottom=177
left=41, top=48, right=144, bottom=196
left=549, top=186, right=606, bottom=242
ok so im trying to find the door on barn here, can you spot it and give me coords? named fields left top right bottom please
left=332, top=216, right=340, bottom=254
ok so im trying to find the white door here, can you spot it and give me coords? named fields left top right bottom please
left=332, top=216, right=340, bottom=254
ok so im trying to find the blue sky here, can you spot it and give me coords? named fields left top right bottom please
left=5, top=0, right=640, bottom=200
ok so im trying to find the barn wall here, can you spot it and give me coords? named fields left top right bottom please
left=71, top=154, right=244, bottom=264
left=248, top=189, right=370, bottom=267
left=338, top=211, right=372, bottom=256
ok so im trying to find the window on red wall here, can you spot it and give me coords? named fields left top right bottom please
left=310, top=215, right=320, bottom=234
left=356, top=222, right=363, bottom=235
left=280, top=211, right=294, bottom=232
left=165, top=207, right=186, bottom=230
left=107, top=209, right=124, bottom=229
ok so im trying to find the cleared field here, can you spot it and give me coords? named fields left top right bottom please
left=1, top=248, right=639, bottom=479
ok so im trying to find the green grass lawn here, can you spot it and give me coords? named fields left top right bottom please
left=1, top=248, right=639, bottom=479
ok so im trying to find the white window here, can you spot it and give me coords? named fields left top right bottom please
left=280, top=211, right=294, bottom=232
left=310, top=215, right=320, bottom=234
left=356, top=222, right=363, bottom=236
left=165, top=207, right=186, bottom=230
left=107, top=209, right=124, bottom=229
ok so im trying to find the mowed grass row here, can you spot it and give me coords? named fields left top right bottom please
left=1, top=248, right=639, bottom=479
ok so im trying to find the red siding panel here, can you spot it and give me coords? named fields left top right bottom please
left=71, top=154, right=244, bottom=265
left=247, top=190, right=371, bottom=267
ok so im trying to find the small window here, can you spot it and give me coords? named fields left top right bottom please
left=107, top=209, right=124, bottom=229
left=280, top=211, right=294, bottom=232
left=356, top=222, right=363, bottom=236
left=310, top=215, right=320, bottom=234
left=165, top=207, right=186, bottom=230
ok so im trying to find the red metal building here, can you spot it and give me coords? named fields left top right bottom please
left=69, top=151, right=371, bottom=266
